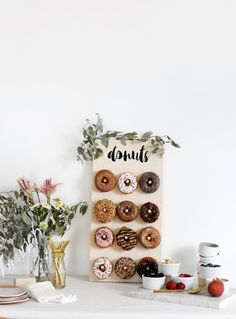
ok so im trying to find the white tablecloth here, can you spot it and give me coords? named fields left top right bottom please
left=1, top=276, right=236, bottom=319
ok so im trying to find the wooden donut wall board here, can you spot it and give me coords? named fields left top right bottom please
left=90, top=139, right=163, bottom=283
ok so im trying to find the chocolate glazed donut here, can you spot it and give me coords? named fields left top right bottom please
left=95, top=169, right=116, bottom=192
left=116, top=226, right=138, bottom=251
left=137, top=257, right=159, bottom=277
left=140, top=202, right=160, bottom=223
left=116, top=201, right=138, bottom=222
left=139, top=172, right=160, bottom=193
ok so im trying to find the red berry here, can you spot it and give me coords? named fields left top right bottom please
left=179, top=273, right=192, bottom=278
left=166, top=280, right=177, bottom=290
left=176, top=282, right=185, bottom=290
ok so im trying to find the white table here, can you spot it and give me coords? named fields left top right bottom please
left=1, top=276, right=236, bottom=319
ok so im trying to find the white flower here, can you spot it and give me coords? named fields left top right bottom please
left=62, top=202, right=70, bottom=209
left=39, top=221, right=48, bottom=230
left=30, top=203, right=41, bottom=210
left=42, top=203, right=51, bottom=210
left=53, top=198, right=63, bottom=209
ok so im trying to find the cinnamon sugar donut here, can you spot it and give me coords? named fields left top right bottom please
left=94, top=199, right=116, bottom=223
left=116, top=201, right=138, bottom=222
left=138, top=227, right=161, bottom=249
left=93, top=257, right=113, bottom=280
left=95, top=169, right=116, bottom=192
left=94, top=227, right=114, bottom=248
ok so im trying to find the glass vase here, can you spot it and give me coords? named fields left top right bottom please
left=30, top=235, right=51, bottom=282
left=49, top=240, right=69, bottom=289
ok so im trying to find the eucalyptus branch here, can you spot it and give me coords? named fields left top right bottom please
left=77, top=114, right=180, bottom=163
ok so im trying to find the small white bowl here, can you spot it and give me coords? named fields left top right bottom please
left=198, top=264, right=222, bottom=279
left=198, top=242, right=219, bottom=257
left=206, top=278, right=230, bottom=295
left=171, top=275, right=194, bottom=290
left=199, top=255, right=220, bottom=264
left=158, top=263, right=180, bottom=276
left=142, top=275, right=165, bottom=290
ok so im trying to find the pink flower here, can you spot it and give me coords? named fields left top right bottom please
left=17, top=177, right=32, bottom=196
left=40, top=179, right=61, bottom=198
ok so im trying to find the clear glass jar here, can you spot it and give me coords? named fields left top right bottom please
left=30, top=236, right=51, bottom=282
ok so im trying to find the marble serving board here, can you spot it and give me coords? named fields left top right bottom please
left=90, top=139, right=163, bottom=282
left=127, top=287, right=236, bottom=309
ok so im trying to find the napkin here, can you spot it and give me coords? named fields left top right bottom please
left=26, top=281, right=77, bottom=303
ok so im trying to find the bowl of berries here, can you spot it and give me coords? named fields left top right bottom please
left=142, top=273, right=165, bottom=290
left=198, top=263, right=222, bottom=279
left=171, top=273, right=194, bottom=290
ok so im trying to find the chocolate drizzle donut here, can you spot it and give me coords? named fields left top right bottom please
left=140, top=202, right=160, bottom=223
left=138, top=227, right=161, bottom=249
left=93, top=257, right=113, bottom=280
left=116, top=201, right=138, bottom=222
left=137, top=257, right=159, bottom=277
left=94, top=199, right=116, bottom=223
left=95, top=169, right=116, bottom=192
left=139, top=172, right=160, bottom=193
left=118, top=172, right=137, bottom=194
left=116, top=226, right=138, bottom=250
left=94, top=227, right=114, bottom=248
left=115, top=257, right=136, bottom=279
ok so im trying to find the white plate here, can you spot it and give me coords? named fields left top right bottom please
left=0, top=287, right=27, bottom=298
left=0, top=292, right=28, bottom=302
left=0, top=296, right=29, bottom=305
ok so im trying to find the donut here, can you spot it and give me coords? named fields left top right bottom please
left=140, top=202, right=160, bottom=223
left=138, top=227, right=161, bottom=249
left=93, top=257, right=113, bottom=280
left=116, top=201, right=138, bottom=222
left=94, top=199, right=116, bottom=223
left=139, top=172, right=160, bottom=193
left=137, top=257, right=159, bottom=278
left=115, top=257, right=136, bottom=279
left=94, top=227, right=114, bottom=248
left=116, top=226, right=138, bottom=250
left=95, top=169, right=116, bottom=192
left=118, top=172, right=137, bottom=194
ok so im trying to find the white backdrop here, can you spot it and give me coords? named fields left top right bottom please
left=0, top=0, right=236, bottom=286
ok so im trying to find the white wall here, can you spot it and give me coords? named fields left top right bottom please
left=0, top=0, right=236, bottom=286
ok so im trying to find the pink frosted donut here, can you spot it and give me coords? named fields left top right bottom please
left=94, top=227, right=114, bottom=248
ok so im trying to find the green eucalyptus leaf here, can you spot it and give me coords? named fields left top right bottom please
left=171, top=140, right=180, bottom=148
left=120, top=135, right=127, bottom=145
left=80, top=203, right=88, bottom=215
left=96, top=116, right=103, bottom=133
left=94, top=148, right=103, bottom=159
left=142, top=131, right=153, bottom=139
left=101, top=135, right=109, bottom=148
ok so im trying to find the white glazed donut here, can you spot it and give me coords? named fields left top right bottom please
left=118, top=172, right=137, bottom=194
left=93, top=257, right=113, bottom=280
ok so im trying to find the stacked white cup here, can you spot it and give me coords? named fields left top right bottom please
left=198, top=242, right=222, bottom=280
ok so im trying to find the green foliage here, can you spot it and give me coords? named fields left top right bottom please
left=0, top=192, right=32, bottom=264
left=0, top=192, right=88, bottom=265
left=77, top=114, right=180, bottom=163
